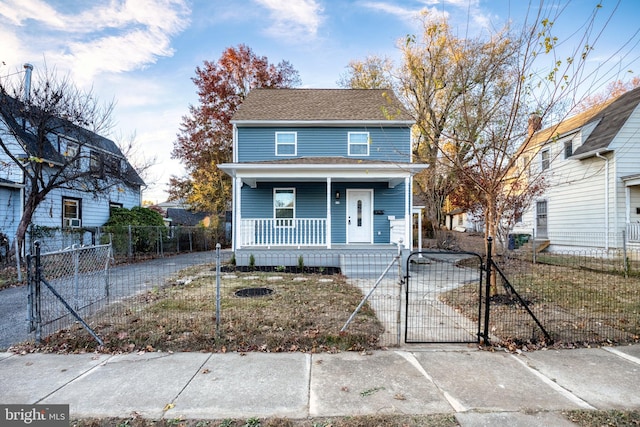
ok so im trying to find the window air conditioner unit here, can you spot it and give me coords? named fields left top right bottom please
left=64, top=218, right=82, bottom=228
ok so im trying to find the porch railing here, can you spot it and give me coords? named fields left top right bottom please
left=628, top=222, right=640, bottom=242
left=240, top=218, right=327, bottom=247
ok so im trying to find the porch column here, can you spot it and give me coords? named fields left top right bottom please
left=326, top=177, right=332, bottom=249
left=233, top=177, right=242, bottom=251
left=405, top=177, right=411, bottom=249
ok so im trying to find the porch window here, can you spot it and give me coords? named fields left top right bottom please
left=62, top=197, right=82, bottom=228
left=274, top=188, right=295, bottom=227
left=348, top=132, right=369, bottom=156
left=275, top=132, right=297, bottom=156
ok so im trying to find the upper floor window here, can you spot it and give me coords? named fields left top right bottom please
left=564, top=140, right=573, bottom=159
left=274, top=188, right=295, bottom=227
left=541, top=149, right=550, bottom=171
left=90, top=151, right=103, bottom=176
left=66, top=141, right=80, bottom=168
left=62, top=197, right=82, bottom=228
left=275, top=132, right=297, bottom=156
left=348, top=132, right=369, bottom=156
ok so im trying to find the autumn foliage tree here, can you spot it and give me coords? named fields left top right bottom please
left=340, top=3, right=630, bottom=261
left=170, top=44, right=301, bottom=212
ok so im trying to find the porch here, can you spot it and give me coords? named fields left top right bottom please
left=627, top=222, right=640, bottom=243
left=233, top=244, right=402, bottom=269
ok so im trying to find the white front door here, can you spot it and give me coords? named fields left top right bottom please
left=347, top=189, right=373, bottom=243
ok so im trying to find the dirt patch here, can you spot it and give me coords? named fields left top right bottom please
left=14, top=270, right=384, bottom=354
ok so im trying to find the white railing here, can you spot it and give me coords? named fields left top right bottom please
left=627, top=222, right=640, bottom=242
left=240, top=218, right=327, bottom=247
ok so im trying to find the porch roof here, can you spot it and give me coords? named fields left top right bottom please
left=218, top=157, right=428, bottom=188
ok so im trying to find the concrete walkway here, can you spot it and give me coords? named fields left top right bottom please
left=1, top=344, right=639, bottom=425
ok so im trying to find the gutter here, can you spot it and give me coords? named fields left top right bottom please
left=596, top=152, right=609, bottom=250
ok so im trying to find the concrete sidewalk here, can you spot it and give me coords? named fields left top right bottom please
left=1, top=345, right=639, bottom=426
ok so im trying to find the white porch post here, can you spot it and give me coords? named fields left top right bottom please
left=326, top=177, right=332, bottom=249
left=233, top=177, right=242, bottom=251
left=405, top=177, right=411, bottom=249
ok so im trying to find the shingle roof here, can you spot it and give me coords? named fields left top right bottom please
left=166, top=208, right=209, bottom=226
left=239, top=156, right=408, bottom=165
left=231, top=89, right=413, bottom=123
left=0, top=93, right=144, bottom=186
left=526, top=86, right=640, bottom=157
left=573, top=86, right=640, bottom=157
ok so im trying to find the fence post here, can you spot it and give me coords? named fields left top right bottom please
left=623, top=229, right=629, bottom=278
left=215, top=243, right=221, bottom=338
left=73, top=244, right=80, bottom=309
left=482, top=237, right=493, bottom=346
left=127, top=225, right=133, bottom=259
left=34, top=241, right=42, bottom=343
left=14, top=238, right=22, bottom=282
left=532, top=228, right=537, bottom=264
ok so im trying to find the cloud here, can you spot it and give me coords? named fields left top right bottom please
left=253, top=0, right=324, bottom=40
left=0, top=0, right=190, bottom=85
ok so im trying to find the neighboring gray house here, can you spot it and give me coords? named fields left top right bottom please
left=219, top=88, right=427, bottom=259
left=513, top=86, right=640, bottom=250
left=0, top=92, right=144, bottom=248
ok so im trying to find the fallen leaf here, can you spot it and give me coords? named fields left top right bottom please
left=202, top=368, right=210, bottom=374
left=163, top=403, right=175, bottom=411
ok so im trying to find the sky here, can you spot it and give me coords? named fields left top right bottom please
left=1, top=0, right=639, bottom=204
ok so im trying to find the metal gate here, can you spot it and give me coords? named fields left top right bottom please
left=405, top=251, right=485, bottom=344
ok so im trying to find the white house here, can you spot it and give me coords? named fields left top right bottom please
left=0, top=91, right=144, bottom=249
left=514, top=87, right=640, bottom=251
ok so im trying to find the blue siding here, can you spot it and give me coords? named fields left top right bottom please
left=241, top=181, right=405, bottom=244
left=237, top=126, right=411, bottom=162
left=241, top=182, right=327, bottom=218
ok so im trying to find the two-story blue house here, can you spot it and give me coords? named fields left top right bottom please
left=219, top=88, right=426, bottom=264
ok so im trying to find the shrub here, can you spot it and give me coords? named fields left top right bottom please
left=101, top=207, right=167, bottom=254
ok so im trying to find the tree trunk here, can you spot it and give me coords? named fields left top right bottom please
left=13, top=190, right=44, bottom=260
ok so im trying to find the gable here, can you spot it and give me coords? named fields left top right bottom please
left=573, top=87, right=640, bottom=158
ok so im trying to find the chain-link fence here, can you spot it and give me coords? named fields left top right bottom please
left=12, top=233, right=640, bottom=352
left=26, top=224, right=228, bottom=261
left=27, top=242, right=112, bottom=342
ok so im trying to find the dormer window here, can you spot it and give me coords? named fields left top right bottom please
left=564, top=140, right=573, bottom=159
left=275, top=132, right=296, bottom=156
left=348, top=132, right=369, bottom=156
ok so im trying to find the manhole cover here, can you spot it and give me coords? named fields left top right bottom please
left=235, top=287, right=274, bottom=297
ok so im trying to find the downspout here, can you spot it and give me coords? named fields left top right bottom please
left=596, top=152, right=609, bottom=250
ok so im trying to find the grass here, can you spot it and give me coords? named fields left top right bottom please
left=25, top=267, right=384, bottom=354
left=564, top=409, right=640, bottom=426
left=71, top=414, right=459, bottom=427
left=440, top=256, right=640, bottom=347
left=69, top=410, right=640, bottom=426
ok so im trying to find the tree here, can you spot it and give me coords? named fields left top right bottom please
left=337, top=55, right=395, bottom=90
left=170, top=44, right=301, bottom=212
left=574, top=77, right=640, bottom=112
left=0, top=65, right=143, bottom=255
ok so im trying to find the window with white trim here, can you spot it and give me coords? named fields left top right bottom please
left=541, top=149, right=550, bottom=171
left=564, top=140, right=573, bottom=159
left=62, top=197, right=82, bottom=228
left=275, top=132, right=297, bottom=156
left=348, top=132, right=369, bottom=156
left=274, top=188, right=295, bottom=227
